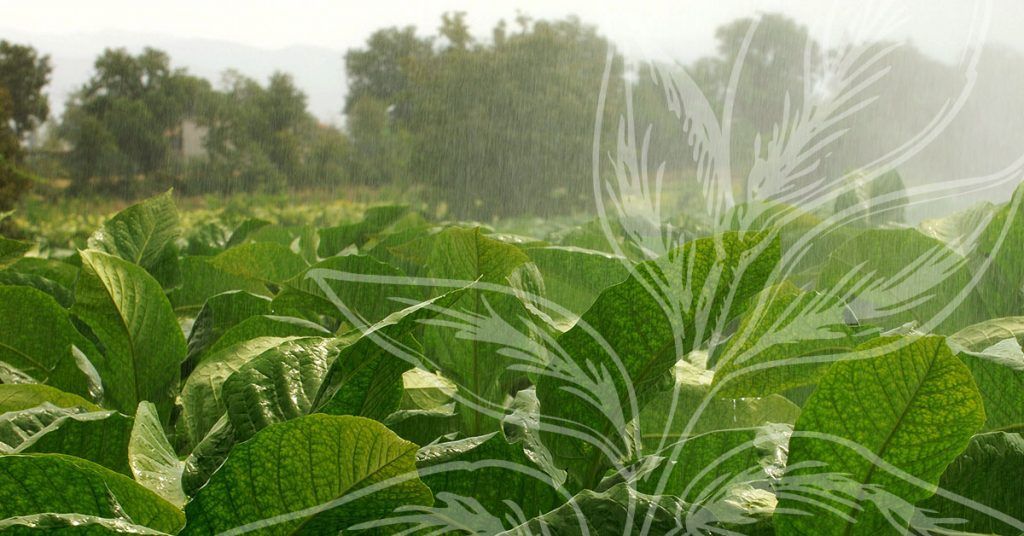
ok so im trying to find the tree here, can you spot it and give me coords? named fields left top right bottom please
left=0, top=40, right=52, bottom=215
left=346, top=96, right=410, bottom=186
left=195, top=70, right=316, bottom=193
left=691, top=14, right=819, bottom=181
left=60, top=47, right=211, bottom=193
left=402, top=16, right=622, bottom=218
left=343, top=26, right=433, bottom=123
left=0, top=41, right=52, bottom=139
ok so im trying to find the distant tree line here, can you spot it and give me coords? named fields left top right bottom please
left=2, top=12, right=1024, bottom=218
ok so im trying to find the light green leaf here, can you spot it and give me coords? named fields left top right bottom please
left=129, top=402, right=186, bottom=508
left=641, top=360, right=800, bottom=443
left=0, top=384, right=100, bottom=413
left=0, top=236, right=31, bottom=268
left=955, top=340, right=1024, bottom=431
left=87, top=190, right=180, bottom=273
left=0, top=453, right=184, bottom=534
left=401, top=368, right=457, bottom=411
left=776, top=336, right=986, bottom=535
left=537, top=232, right=779, bottom=489
left=0, top=512, right=171, bottom=534
left=181, top=414, right=432, bottom=535
left=711, top=281, right=858, bottom=398
left=209, top=242, right=308, bottom=285
left=167, top=256, right=267, bottom=314
left=72, top=250, right=186, bottom=420
left=0, top=285, right=103, bottom=400
left=949, top=316, right=1024, bottom=352
left=524, top=245, right=629, bottom=320
left=916, top=432, right=1024, bottom=535
left=206, top=315, right=330, bottom=355
left=0, top=404, right=133, bottom=475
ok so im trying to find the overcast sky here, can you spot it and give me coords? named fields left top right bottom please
left=2, top=0, right=1022, bottom=123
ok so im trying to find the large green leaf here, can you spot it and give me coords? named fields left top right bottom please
left=919, top=200, right=998, bottom=256
left=72, top=250, right=186, bottom=420
left=916, top=431, right=1024, bottom=535
left=0, top=404, right=133, bottom=474
left=183, top=290, right=271, bottom=370
left=775, top=336, right=986, bottom=535
left=129, top=402, right=186, bottom=509
left=390, top=227, right=532, bottom=434
left=637, top=426, right=786, bottom=501
left=317, top=204, right=410, bottom=257
left=221, top=337, right=338, bottom=442
left=181, top=414, right=235, bottom=496
left=206, top=315, right=330, bottom=355
left=711, top=281, right=858, bottom=398
left=0, top=236, right=31, bottom=268
left=0, top=285, right=102, bottom=400
left=209, top=242, right=308, bottom=285
left=0, top=257, right=79, bottom=307
left=181, top=414, right=432, bottom=535
left=955, top=338, right=1024, bottom=431
left=416, top=432, right=567, bottom=521
left=631, top=426, right=787, bottom=533
left=7, top=257, right=79, bottom=290
left=167, top=256, right=267, bottom=314
left=178, top=336, right=297, bottom=448
left=244, top=224, right=319, bottom=263
left=0, top=384, right=100, bottom=413
left=640, top=360, right=800, bottom=444
left=537, top=232, right=779, bottom=489
left=87, top=190, right=180, bottom=271
left=524, top=245, right=629, bottom=321
left=970, top=181, right=1024, bottom=319
left=502, top=482, right=683, bottom=535
left=817, top=228, right=987, bottom=333
left=0, top=453, right=184, bottom=534
left=0, top=270, right=74, bottom=307
left=311, top=289, right=466, bottom=421
left=271, top=254, right=419, bottom=330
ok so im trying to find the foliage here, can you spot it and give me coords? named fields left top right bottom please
left=0, top=189, right=1020, bottom=534
left=0, top=40, right=51, bottom=216
left=60, top=48, right=211, bottom=194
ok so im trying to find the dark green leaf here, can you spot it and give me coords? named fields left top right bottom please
left=0, top=454, right=184, bottom=534
left=181, top=414, right=432, bottom=535
left=0, top=285, right=103, bottom=400
left=72, top=250, right=186, bottom=420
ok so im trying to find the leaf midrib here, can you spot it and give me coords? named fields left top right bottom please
left=839, top=341, right=942, bottom=536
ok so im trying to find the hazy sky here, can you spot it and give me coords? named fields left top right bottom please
left=2, top=0, right=1022, bottom=122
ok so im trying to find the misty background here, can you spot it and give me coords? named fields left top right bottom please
left=2, top=0, right=1024, bottom=223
